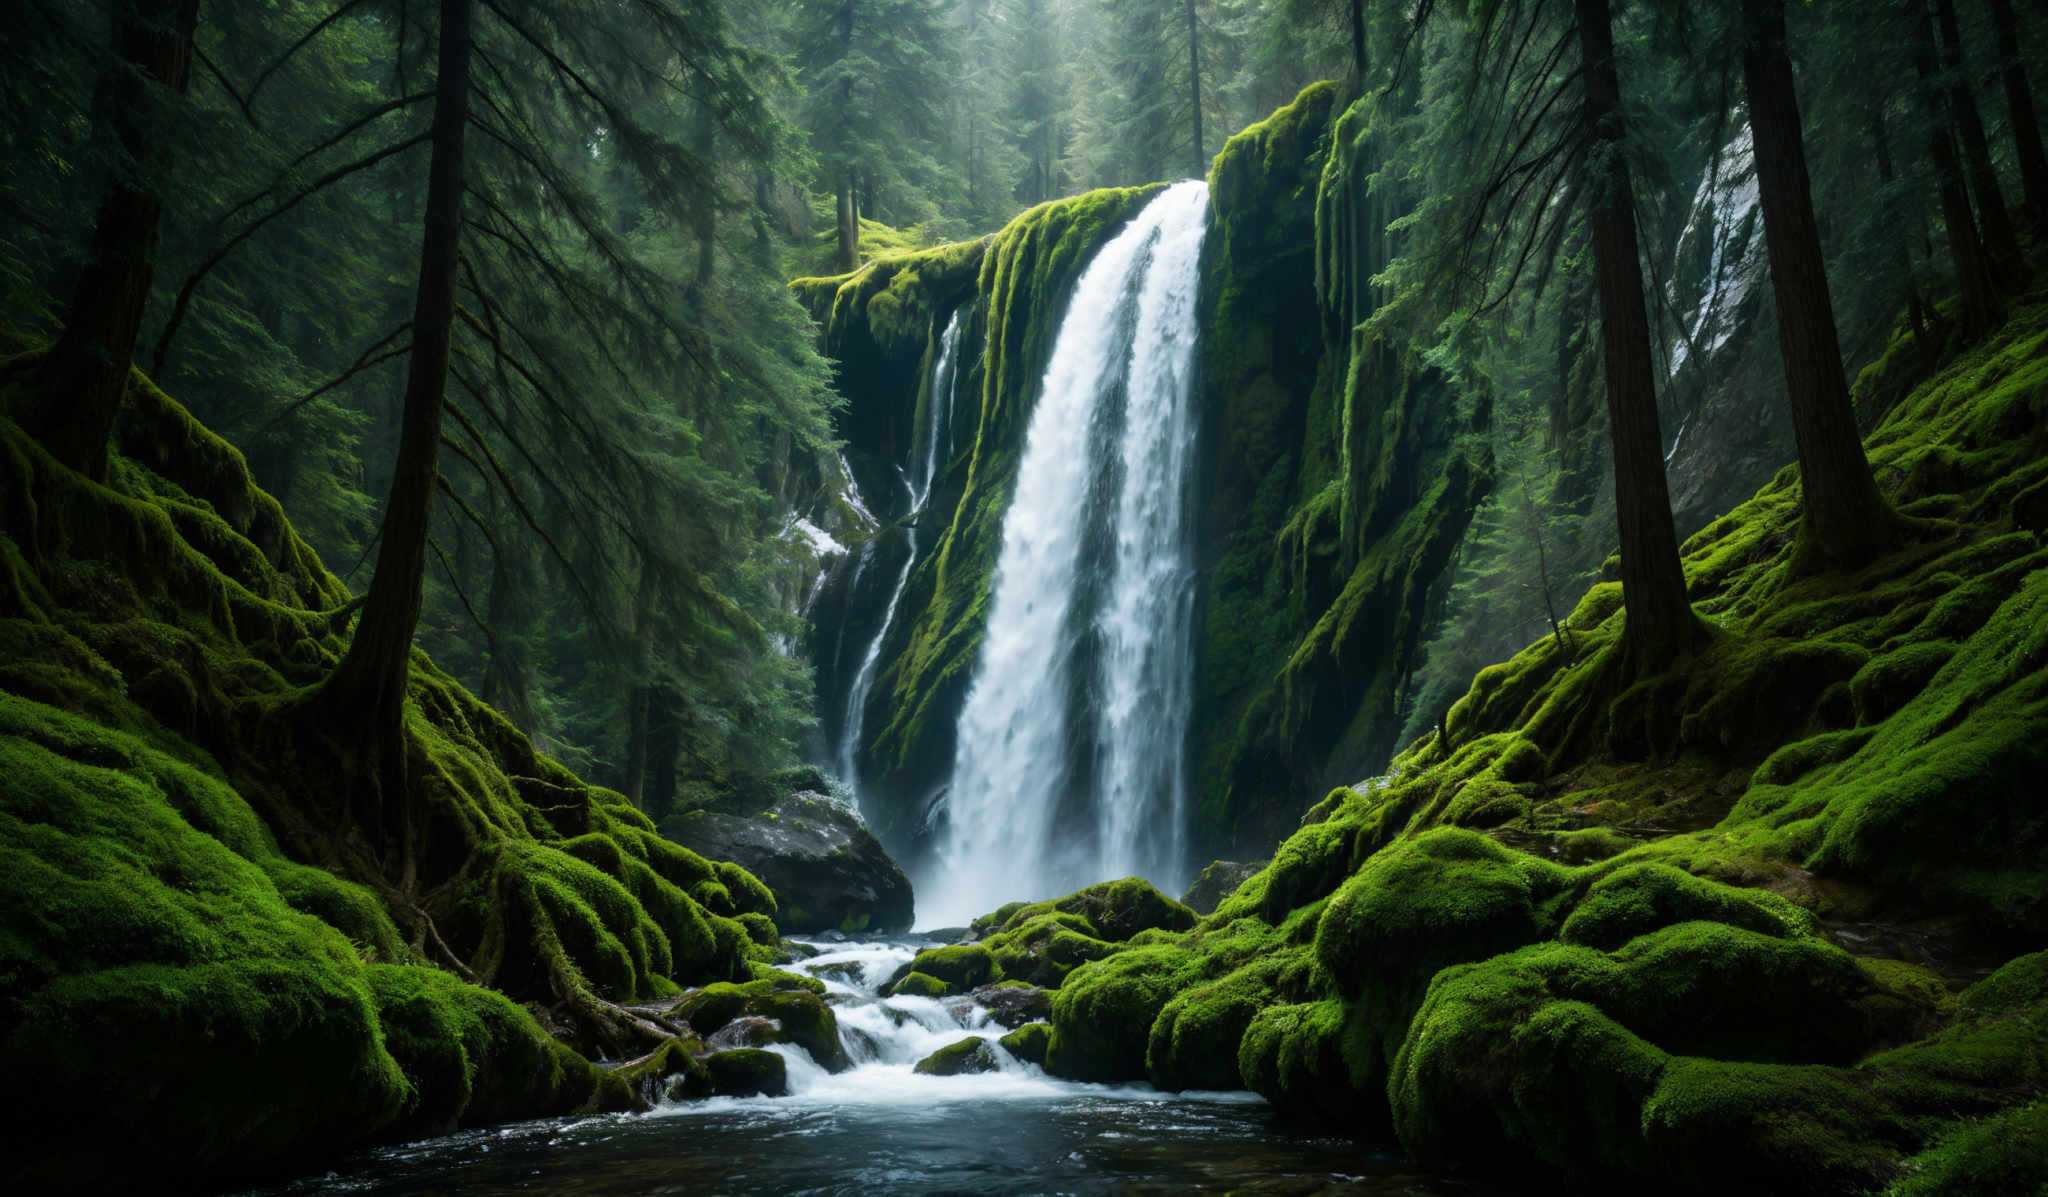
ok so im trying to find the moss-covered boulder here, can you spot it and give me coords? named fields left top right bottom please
left=671, top=982, right=848, bottom=1073
left=998, top=1022, right=1052, bottom=1067
left=883, top=943, right=994, bottom=995
left=913, top=1036, right=1002, bottom=1076
left=703, top=1048, right=788, bottom=1098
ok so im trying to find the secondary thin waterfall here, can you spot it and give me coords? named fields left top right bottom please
left=838, top=311, right=966, bottom=790
left=922, top=180, right=1208, bottom=927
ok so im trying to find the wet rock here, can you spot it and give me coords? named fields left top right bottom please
left=1180, top=860, right=1266, bottom=914
left=810, top=959, right=865, bottom=985
left=884, top=970, right=949, bottom=998
left=664, top=791, right=914, bottom=934
left=704, top=1049, right=788, bottom=1097
left=672, top=983, right=850, bottom=1072
left=998, top=1022, right=1052, bottom=1067
left=913, top=1037, right=1001, bottom=1077
left=971, top=982, right=1052, bottom=1029
left=706, top=1016, right=782, bottom=1051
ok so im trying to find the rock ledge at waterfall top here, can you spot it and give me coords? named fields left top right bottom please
left=665, top=790, right=914, bottom=935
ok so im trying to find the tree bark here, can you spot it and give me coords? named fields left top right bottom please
left=1914, top=1, right=2003, bottom=339
left=622, top=566, right=657, bottom=809
left=835, top=171, right=858, bottom=272
left=1869, top=108, right=1931, bottom=342
left=1935, top=0, right=2022, bottom=269
left=327, top=0, right=472, bottom=741
left=1984, top=0, right=2048, bottom=231
left=1186, top=0, right=1205, bottom=179
left=25, top=0, right=198, bottom=480
left=1742, top=0, right=1898, bottom=570
left=1573, top=0, right=1694, bottom=674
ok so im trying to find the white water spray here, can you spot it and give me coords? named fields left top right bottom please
left=921, top=181, right=1209, bottom=927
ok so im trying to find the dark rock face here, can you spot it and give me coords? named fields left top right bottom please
left=665, top=791, right=914, bottom=933
left=971, top=983, right=1052, bottom=1029
left=913, top=1037, right=1001, bottom=1076
left=1180, top=860, right=1267, bottom=914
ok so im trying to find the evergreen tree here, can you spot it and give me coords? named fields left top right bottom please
left=792, top=0, right=959, bottom=270
left=1738, top=0, right=1901, bottom=570
left=17, top=0, right=198, bottom=480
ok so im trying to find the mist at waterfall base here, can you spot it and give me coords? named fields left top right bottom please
left=250, top=937, right=1487, bottom=1196
left=832, top=180, right=1214, bottom=929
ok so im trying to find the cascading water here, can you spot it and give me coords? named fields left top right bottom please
left=837, top=311, right=966, bottom=790
left=922, top=180, right=1209, bottom=927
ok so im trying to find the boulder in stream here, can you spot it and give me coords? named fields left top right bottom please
left=998, top=1022, right=1052, bottom=1067
left=704, top=1049, right=788, bottom=1097
left=664, top=790, right=914, bottom=934
left=672, top=981, right=850, bottom=1072
left=913, top=1037, right=1001, bottom=1076
left=972, top=982, right=1052, bottom=1029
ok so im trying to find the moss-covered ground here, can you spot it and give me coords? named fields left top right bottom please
left=1006, top=294, right=2048, bottom=1192
left=0, top=365, right=791, bottom=1190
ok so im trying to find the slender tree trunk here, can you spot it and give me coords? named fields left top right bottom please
left=1915, top=1, right=2003, bottom=339
left=327, top=0, right=472, bottom=741
left=1186, top=0, right=1205, bottom=178
left=1935, top=0, right=2022, bottom=269
left=1984, top=0, right=2048, bottom=230
left=1742, top=0, right=1898, bottom=570
left=23, top=0, right=198, bottom=480
left=1574, top=0, right=1694, bottom=674
left=622, top=565, right=657, bottom=809
left=1870, top=109, right=1931, bottom=341
left=835, top=171, right=858, bottom=272
left=1350, top=0, right=1367, bottom=79
left=647, top=689, right=681, bottom=813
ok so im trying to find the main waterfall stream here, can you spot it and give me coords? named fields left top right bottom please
left=922, top=180, right=1210, bottom=927
left=252, top=936, right=1485, bottom=1195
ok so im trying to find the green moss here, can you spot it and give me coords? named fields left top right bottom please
left=888, top=971, right=950, bottom=998
left=703, top=1048, right=788, bottom=1097
left=672, top=983, right=847, bottom=1072
left=1888, top=1100, right=2048, bottom=1196
left=913, top=1036, right=1002, bottom=1076
left=892, top=942, right=994, bottom=991
left=998, top=1021, right=1052, bottom=1066
left=1046, top=945, right=1203, bottom=1083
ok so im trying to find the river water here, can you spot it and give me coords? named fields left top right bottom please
left=252, top=937, right=1487, bottom=1195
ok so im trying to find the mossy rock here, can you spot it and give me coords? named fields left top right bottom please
left=913, top=1036, right=1001, bottom=1077
left=998, top=1022, right=1052, bottom=1067
left=1046, top=945, right=1202, bottom=1083
left=885, top=970, right=950, bottom=999
left=671, top=983, right=847, bottom=1073
left=885, top=943, right=993, bottom=994
left=703, top=1048, right=788, bottom=1098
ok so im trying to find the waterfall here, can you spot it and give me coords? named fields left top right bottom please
left=837, top=311, right=967, bottom=790
left=921, top=180, right=1208, bottom=927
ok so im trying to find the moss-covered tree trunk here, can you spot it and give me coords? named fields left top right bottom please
left=1573, top=0, right=1694, bottom=674
left=328, top=0, right=472, bottom=749
left=24, top=0, right=197, bottom=481
left=1741, top=0, right=1899, bottom=570
left=1984, top=0, right=2048, bottom=233
left=1935, top=0, right=2022, bottom=271
left=1913, top=2, right=2003, bottom=339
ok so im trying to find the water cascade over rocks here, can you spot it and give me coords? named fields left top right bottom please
left=837, top=310, right=966, bottom=791
left=922, top=180, right=1209, bottom=927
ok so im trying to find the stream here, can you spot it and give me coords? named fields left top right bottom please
left=252, top=936, right=1490, bottom=1195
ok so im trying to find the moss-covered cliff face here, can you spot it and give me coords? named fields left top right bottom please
left=796, top=186, right=1165, bottom=852
left=0, top=367, right=789, bottom=1191
left=1012, top=298, right=2048, bottom=1193
left=1191, top=83, right=1489, bottom=858
left=801, top=83, right=1490, bottom=864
